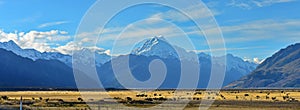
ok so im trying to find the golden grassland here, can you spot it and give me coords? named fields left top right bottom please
left=0, top=89, right=299, bottom=109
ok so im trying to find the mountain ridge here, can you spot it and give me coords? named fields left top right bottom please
left=0, top=37, right=258, bottom=89
left=226, top=43, right=300, bottom=88
left=0, top=48, right=77, bottom=88
left=99, top=36, right=257, bottom=88
left=0, top=40, right=110, bottom=67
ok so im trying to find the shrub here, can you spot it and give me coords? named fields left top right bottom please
left=113, top=97, right=121, bottom=100
left=126, top=97, right=132, bottom=101
left=283, top=96, right=289, bottom=100
left=256, top=96, right=260, bottom=99
left=58, top=99, right=64, bottom=103
left=194, top=92, right=202, bottom=95
left=1, top=96, right=8, bottom=100
left=158, top=97, right=167, bottom=101
left=78, top=97, right=83, bottom=102
left=220, top=94, right=226, bottom=99
left=145, top=98, right=153, bottom=101
left=45, top=98, right=49, bottom=102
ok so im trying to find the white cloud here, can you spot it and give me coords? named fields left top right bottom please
left=228, top=0, right=296, bottom=9
left=0, top=29, right=107, bottom=55
left=223, top=19, right=300, bottom=42
left=193, top=46, right=263, bottom=53
left=0, top=30, right=18, bottom=42
left=253, top=0, right=295, bottom=7
left=54, top=41, right=80, bottom=55
left=0, top=29, right=71, bottom=52
left=187, top=19, right=300, bottom=45
left=150, top=4, right=219, bottom=22
left=73, top=4, right=222, bottom=51
left=38, top=21, right=69, bottom=28
left=70, top=3, right=300, bottom=56
left=227, top=0, right=252, bottom=9
left=76, top=17, right=300, bottom=54
left=76, top=18, right=187, bottom=45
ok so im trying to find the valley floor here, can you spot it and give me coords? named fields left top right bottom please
left=0, top=89, right=299, bottom=109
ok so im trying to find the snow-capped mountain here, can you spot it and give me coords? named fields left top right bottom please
left=131, top=36, right=257, bottom=73
left=0, top=41, right=110, bottom=67
left=132, top=36, right=178, bottom=58
left=214, top=54, right=257, bottom=76
left=73, top=48, right=111, bottom=67
left=0, top=41, right=72, bottom=66
left=194, top=52, right=257, bottom=86
left=0, top=38, right=258, bottom=89
left=97, top=36, right=258, bottom=88
left=99, top=51, right=257, bottom=89
left=131, top=36, right=198, bottom=61
left=197, top=53, right=257, bottom=75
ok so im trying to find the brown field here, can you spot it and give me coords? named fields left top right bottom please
left=0, top=89, right=299, bottom=110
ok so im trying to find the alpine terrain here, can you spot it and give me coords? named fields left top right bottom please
left=226, top=43, right=300, bottom=88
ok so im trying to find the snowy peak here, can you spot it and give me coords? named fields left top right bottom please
left=0, top=40, right=70, bottom=63
left=224, top=54, right=257, bottom=75
left=131, top=36, right=179, bottom=58
left=0, top=40, right=22, bottom=52
left=153, top=35, right=167, bottom=41
left=0, top=40, right=110, bottom=67
left=0, top=40, right=37, bottom=60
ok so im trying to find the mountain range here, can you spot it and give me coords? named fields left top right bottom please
left=226, top=43, right=300, bottom=88
left=98, top=36, right=257, bottom=88
left=0, top=41, right=110, bottom=67
left=0, top=48, right=76, bottom=88
left=0, top=37, right=258, bottom=88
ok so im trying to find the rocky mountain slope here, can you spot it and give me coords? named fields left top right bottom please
left=226, top=43, right=300, bottom=88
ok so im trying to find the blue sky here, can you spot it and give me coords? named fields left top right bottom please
left=0, top=0, right=299, bottom=63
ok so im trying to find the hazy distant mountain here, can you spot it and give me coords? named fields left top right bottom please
left=0, top=48, right=77, bottom=88
left=226, top=43, right=300, bottom=88
left=98, top=37, right=257, bottom=88
left=0, top=41, right=110, bottom=67
left=216, top=54, right=257, bottom=86
left=98, top=55, right=183, bottom=88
